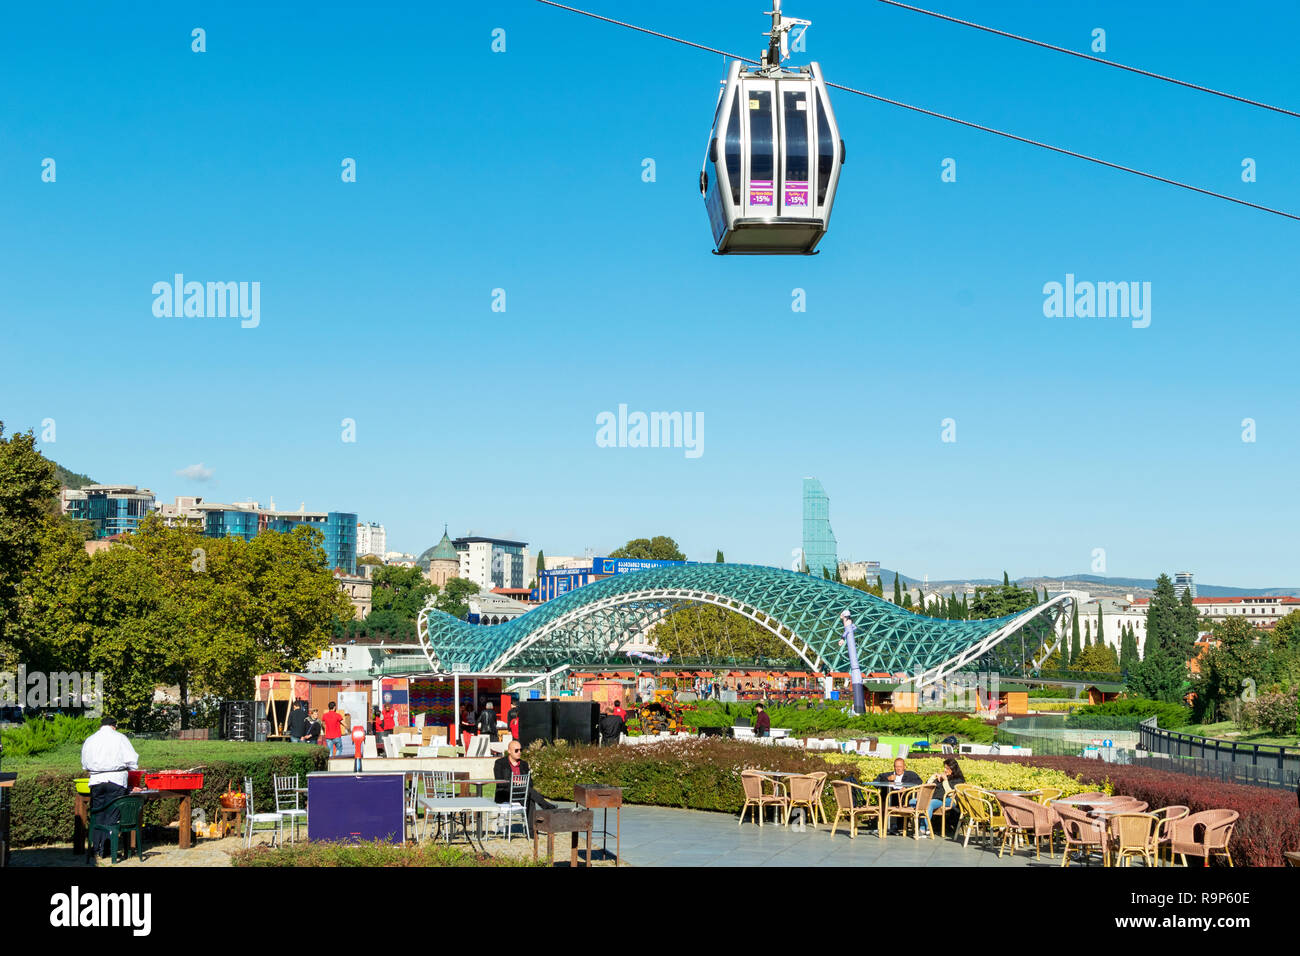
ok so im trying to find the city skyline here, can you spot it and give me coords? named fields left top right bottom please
left=3, top=1, right=1298, bottom=583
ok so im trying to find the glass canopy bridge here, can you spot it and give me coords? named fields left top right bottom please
left=416, top=563, right=1073, bottom=689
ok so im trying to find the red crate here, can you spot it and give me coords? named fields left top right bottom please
left=144, top=772, right=204, bottom=791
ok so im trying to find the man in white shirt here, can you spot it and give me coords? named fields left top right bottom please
left=80, top=716, right=139, bottom=858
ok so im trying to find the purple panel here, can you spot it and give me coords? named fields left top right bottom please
left=306, top=773, right=405, bottom=844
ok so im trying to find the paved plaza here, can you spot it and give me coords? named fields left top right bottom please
left=613, top=805, right=1043, bottom=867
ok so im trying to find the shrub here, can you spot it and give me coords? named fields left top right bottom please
left=999, top=756, right=1300, bottom=867
left=0, top=715, right=98, bottom=757
left=7, top=740, right=328, bottom=846
left=680, top=701, right=996, bottom=742
left=231, top=841, right=542, bottom=867
left=526, top=738, right=1093, bottom=816
left=1242, top=691, right=1299, bottom=737
left=1066, top=698, right=1190, bottom=729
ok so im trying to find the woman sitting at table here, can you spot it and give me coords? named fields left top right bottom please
left=922, top=757, right=965, bottom=837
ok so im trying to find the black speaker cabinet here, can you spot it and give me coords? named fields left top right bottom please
left=554, top=700, right=599, bottom=745
left=518, top=700, right=555, bottom=749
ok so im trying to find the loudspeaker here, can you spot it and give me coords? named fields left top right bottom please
left=555, top=700, right=599, bottom=745
left=518, top=700, right=555, bottom=749
left=220, top=700, right=257, bottom=741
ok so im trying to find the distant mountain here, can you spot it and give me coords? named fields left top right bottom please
left=52, top=461, right=96, bottom=490
left=869, top=568, right=1300, bottom=599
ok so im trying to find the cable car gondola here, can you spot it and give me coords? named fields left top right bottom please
left=701, top=2, right=845, bottom=255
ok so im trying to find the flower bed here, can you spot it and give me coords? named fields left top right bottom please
left=231, top=841, right=543, bottom=867
left=996, top=756, right=1300, bottom=867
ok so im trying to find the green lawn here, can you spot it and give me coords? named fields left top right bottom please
left=3, top=739, right=315, bottom=774
left=1178, top=721, right=1299, bottom=749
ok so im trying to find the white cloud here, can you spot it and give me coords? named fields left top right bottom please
left=176, top=463, right=214, bottom=482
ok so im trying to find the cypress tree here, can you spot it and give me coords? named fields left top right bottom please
left=1178, top=587, right=1201, bottom=650
left=902, top=592, right=913, bottom=610
left=1069, top=604, right=1081, bottom=664
left=893, top=573, right=902, bottom=605
left=1120, top=623, right=1138, bottom=674
left=1085, top=619, right=1092, bottom=647
left=1096, top=603, right=1105, bottom=650
left=961, top=592, right=969, bottom=619
left=715, top=550, right=724, bottom=563
left=1003, top=570, right=1010, bottom=587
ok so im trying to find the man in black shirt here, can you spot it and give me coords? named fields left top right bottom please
left=597, top=707, right=625, bottom=746
left=287, top=700, right=309, bottom=742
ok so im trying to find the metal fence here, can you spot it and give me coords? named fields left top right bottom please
left=996, top=715, right=1139, bottom=759
left=1138, top=716, right=1300, bottom=790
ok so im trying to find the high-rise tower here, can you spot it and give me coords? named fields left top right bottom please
left=801, top=477, right=838, bottom=578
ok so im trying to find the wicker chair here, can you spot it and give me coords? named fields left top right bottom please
left=1035, top=787, right=1064, bottom=804
left=1106, top=797, right=1149, bottom=813
left=955, top=787, right=1004, bottom=850
left=998, top=793, right=1058, bottom=860
left=1110, top=812, right=1160, bottom=867
left=807, top=771, right=830, bottom=825
left=829, top=780, right=880, bottom=839
left=1056, top=804, right=1108, bottom=866
left=1170, top=809, right=1238, bottom=867
left=739, top=771, right=789, bottom=827
left=884, top=784, right=936, bottom=840
left=786, top=773, right=823, bottom=829
left=1151, top=805, right=1189, bottom=865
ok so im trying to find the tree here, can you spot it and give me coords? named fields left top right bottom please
left=1096, top=604, right=1105, bottom=649
left=969, top=584, right=1036, bottom=620
left=901, top=592, right=913, bottom=610
left=1120, top=623, right=1138, bottom=674
left=357, top=554, right=383, bottom=567
left=0, top=423, right=61, bottom=658
left=1178, top=588, right=1202, bottom=648
left=843, top=576, right=883, bottom=598
left=1267, top=611, right=1300, bottom=688
left=1191, top=617, right=1269, bottom=723
left=609, top=536, right=686, bottom=561
left=536, top=550, right=545, bottom=576
left=893, top=573, right=902, bottom=605
left=1084, top=619, right=1092, bottom=647
left=1074, top=641, right=1120, bottom=673
left=1146, top=573, right=1193, bottom=663
left=715, top=550, right=724, bottom=563
left=434, top=577, right=479, bottom=620
left=1128, top=648, right=1189, bottom=704
left=1003, top=570, right=1010, bottom=587
left=1068, top=603, right=1080, bottom=665
left=653, top=603, right=797, bottom=664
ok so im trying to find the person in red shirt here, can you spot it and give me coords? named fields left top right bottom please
left=508, top=707, right=519, bottom=741
left=321, top=701, right=345, bottom=756
left=611, top=700, right=626, bottom=721
left=382, top=704, right=397, bottom=733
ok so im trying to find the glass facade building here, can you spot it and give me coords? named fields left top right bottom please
left=801, top=477, right=838, bottom=578
left=203, top=507, right=357, bottom=574
left=61, top=485, right=156, bottom=539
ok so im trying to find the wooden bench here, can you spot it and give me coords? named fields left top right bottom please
left=532, top=808, right=593, bottom=867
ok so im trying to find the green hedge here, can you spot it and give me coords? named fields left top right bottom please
left=526, top=738, right=1092, bottom=814
left=231, top=841, right=543, bottom=867
left=681, top=701, right=996, bottom=742
left=1065, top=697, right=1190, bottom=729
left=6, top=740, right=328, bottom=846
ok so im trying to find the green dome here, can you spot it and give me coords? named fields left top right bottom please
left=418, top=527, right=459, bottom=568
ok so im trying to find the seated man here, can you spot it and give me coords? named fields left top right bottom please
left=874, top=757, right=923, bottom=834
left=493, top=739, right=557, bottom=826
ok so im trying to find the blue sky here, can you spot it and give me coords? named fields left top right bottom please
left=2, top=1, right=1298, bottom=585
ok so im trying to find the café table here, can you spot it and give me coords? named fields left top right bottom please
left=753, top=770, right=801, bottom=822
left=72, top=786, right=197, bottom=856
left=418, top=795, right=498, bottom=853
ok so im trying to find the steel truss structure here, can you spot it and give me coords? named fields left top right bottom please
left=417, top=564, right=1073, bottom=689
